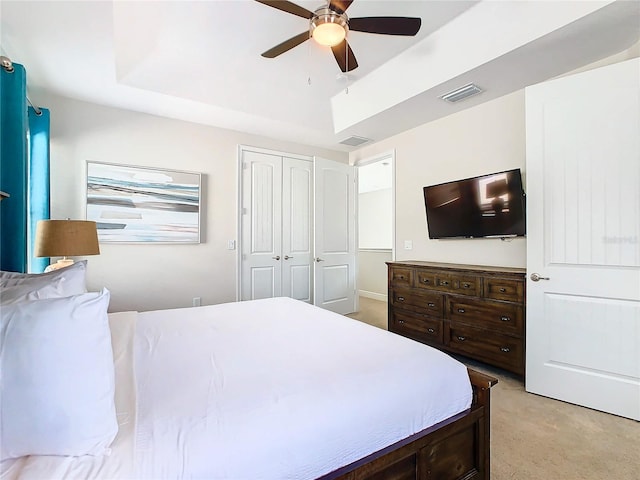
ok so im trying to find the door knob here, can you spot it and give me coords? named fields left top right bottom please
left=272, top=256, right=280, bottom=260
left=315, top=257, right=324, bottom=262
left=530, top=273, right=550, bottom=282
left=284, top=255, right=293, bottom=260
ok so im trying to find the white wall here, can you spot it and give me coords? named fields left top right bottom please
left=358, top=188, right=392, bottom=249
left=352, top=43, right=639, bottom=419
left=351, top=91, right=527, bottom=268
left=358, top=249, right=392, bottom=301
left=349, top=45, right=640, bottom=270
left=358, top=187, right=393, bottom=299
left=45, top=94, right=347, bottom=312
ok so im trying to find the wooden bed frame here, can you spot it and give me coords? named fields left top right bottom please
left=319, top=368, right=498, bottom=480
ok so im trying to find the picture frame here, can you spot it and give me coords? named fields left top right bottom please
left=86, top=161, right=201, bottom=243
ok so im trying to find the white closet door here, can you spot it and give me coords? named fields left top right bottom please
left=281, top=157, right=313, bottom=303
left=526, top=58, right=640, bottom=420
left=241, top=150, right=282, bottom=301
left=313, top=157, right=357, bottom=314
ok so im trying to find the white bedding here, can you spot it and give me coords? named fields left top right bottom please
left=0, top=311, right=138, bottom=480
left=1, top=297, right=472, bottom=480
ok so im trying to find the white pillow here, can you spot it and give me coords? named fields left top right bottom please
left=0, top=260, right=88, bottom=296
left=0, top=277, right=68, bottom=305
left=0, top=288, right=118, bottom=460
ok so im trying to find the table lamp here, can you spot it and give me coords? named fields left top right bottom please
left=35, top=219, right=100, bottom=272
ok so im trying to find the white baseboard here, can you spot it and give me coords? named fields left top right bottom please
left=358, top=290, right=387, bottom=302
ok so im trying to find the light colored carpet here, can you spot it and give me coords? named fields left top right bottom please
left=347, top=297, right=640, bottom=480
left=347, top=296, right=388, bottom=330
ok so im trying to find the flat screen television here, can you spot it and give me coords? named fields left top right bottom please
left=423, top=168, right=526, bottom=239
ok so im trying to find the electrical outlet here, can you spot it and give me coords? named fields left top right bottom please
left=193, top=297, right=201, bottom=307
left=404, top=240, right=413, bottom=250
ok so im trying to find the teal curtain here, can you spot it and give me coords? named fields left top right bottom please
left=0, top=62, right=50, bottom=273
left=0, top=63, right=28, bottom=273
left=28, top=106, right=50, bottom=273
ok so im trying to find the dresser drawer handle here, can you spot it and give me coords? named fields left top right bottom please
left=427, top=328, right=435, bottom=334
left=500, top=346, right=511, bottom=353
left=421, top=278, right=430, bottom=284
left=462, top=282, right=471, bottom=288
left=457, top=308, right=466, bottom=313
left=457, top=336, right=466, bottom=341
left=428, top=302, right=436, bottom=307
left=499, top=287, right=507, bottom=293
left=440, top=280, right=449, bottom=286
left=397, top=296, right=405, bottom=301
left=397, top=275, right=404, bottom=280
left=398, top=320, right=405, bottom=324
left=500, top=316, right=510, bottom=322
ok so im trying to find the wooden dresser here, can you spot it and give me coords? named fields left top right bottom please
left=387, top=261, right=526, bottom=375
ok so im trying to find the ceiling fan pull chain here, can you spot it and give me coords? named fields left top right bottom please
left=344, top=41, right=349, bottom=93
left=307, top=38, right=312, bottom=86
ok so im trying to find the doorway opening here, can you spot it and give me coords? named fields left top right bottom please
left=355, top=152, right=395, bottom=315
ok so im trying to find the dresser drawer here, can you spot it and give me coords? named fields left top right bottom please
left=389, top=267, right=413, bottom=288
left=433, top=272, right=481, bottom=296
left=448, top=324, right=524, bottom=374
left=391, top=289, right=444, bottom=316
left=448, top=298, right=523, bottom=336
left=390, top=310, right=443, bottom=346
left=414, top=269, right=437, bottom=290
left=484, top=277, right=524, bottom=302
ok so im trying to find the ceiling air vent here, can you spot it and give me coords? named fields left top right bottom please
left=339, top=136, right=372, bottom=147
left=439, top=83, right=483, bottom=103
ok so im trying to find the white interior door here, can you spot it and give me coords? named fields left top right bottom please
left=525, top=58, right=640, bottom=420
left=241, top=150, right=283, bottom=300
left=282, top=157, right=313, bottom=303
left=313, top=157, right=357, bottom=314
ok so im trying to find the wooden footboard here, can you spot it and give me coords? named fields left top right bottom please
left=319, top=368, right=497, bottom=480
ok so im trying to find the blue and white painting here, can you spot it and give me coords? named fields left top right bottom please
left=87, top=162, right=201, bottom=243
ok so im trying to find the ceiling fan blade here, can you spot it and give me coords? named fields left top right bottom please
left=329, top=0, right=354, bottom=14
left=255, top=0, right=313, bottom=19
left=349, top=17, right=422, bottom=36
left=331, top=39, right=358, bottom=72
left=261, top=31, right=309, bottom=58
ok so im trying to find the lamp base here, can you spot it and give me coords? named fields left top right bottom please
left=44, top=258, right=75, bottom=273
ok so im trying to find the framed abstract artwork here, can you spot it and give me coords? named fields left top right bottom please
left=86, top=161, right=201, bottom=243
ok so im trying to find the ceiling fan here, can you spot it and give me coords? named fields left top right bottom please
left=255, top=0, right=422, bottom=72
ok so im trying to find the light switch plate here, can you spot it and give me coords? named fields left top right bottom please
left=404, top=240, right=413, bottom=250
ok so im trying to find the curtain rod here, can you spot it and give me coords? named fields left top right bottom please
left=1, top=55, right=43, bottom=116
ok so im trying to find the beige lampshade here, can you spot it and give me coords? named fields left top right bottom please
left=34, top=220, right=100, bottom=257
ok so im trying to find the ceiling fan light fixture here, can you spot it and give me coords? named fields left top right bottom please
left=311, top=8, right=348, bottom=47
left=312, top=23, right=345, bottom=46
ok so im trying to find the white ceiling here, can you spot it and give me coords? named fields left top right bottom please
left=1, top=1, right=639, bottom=152
left=359, top=158, right=393, bottom=193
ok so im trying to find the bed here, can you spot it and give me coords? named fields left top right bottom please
left=1, top=275, right=496, bottom=480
